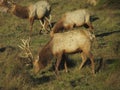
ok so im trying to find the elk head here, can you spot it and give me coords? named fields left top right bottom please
left=32, top=56, right=41, bottom=74
left=18, top=38, right=42, bottom=74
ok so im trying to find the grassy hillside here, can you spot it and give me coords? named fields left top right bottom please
left=0, top=0, right=120, bottom=90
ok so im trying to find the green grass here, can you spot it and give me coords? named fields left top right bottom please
left=0, top=0, right=120, bottom=90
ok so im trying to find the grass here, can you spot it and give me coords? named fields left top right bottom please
left=0, top=0, right=120, bottom=90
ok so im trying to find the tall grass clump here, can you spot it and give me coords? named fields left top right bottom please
left=0, top=46, right=34, bottom=90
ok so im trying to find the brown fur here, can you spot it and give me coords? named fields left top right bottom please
left=50, top=9, right=94, bottom=37
left=33, top=40, right=53, bottom=74
left=50, top=19, right=64, bottom=36
left=11, top=4, right=29, bottom=19
left=38, top=40, right=53, bottom=67
left=52, top=19, right=64, bottom=33
left=34, top=29, right=95, bottom=75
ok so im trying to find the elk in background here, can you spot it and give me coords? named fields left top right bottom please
left=0, top=0, right=52, bottom=34
left=19, top=29, right=95, bottom=76
left=50, top=9, right=94, bottom=37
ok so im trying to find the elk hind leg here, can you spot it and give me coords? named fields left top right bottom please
left=29, top=17, right=34, bottom=35
left=64, top=60, right=68, bottom=73
left=79, top=52, right=87, bottom=70
left=86, top=51, right=95, bottom=75
left=62, top=54, right=68, bottom=73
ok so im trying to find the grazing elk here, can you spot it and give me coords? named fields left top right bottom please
left=50, top=9, right=94, bottom=37
left=31, top=29, right=95, bottom=76
left=0, top=0, right=52, bottom=34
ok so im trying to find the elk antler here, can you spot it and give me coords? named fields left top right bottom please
left=18, top=37, right=33, bottom=63
left=45, top=14, right=52, bottom=28
left=40, top=20, right=46, bottom=31
left=39, top=15, right=52, bottom=34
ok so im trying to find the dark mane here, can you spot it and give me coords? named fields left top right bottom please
left=12, top=4, right=29, bottom=19
left=38, top=39, right=53, bottom=68
left=52, top=19, right=64, bottom=33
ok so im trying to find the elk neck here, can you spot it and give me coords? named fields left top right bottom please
left=38, top=39, right=53, bottom=68
left=10, top=4, right=29, bottom=19
left=52, top=19, right=64, bottom=33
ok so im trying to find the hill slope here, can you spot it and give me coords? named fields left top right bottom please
left=0, top=0, right=120, bottom=90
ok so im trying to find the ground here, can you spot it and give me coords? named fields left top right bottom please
left=0, top=0, right=120, bottom=90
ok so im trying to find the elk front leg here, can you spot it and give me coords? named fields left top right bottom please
left=55, top=53, right=62, bottom=75
left=29, top=17, right=34, bottom=35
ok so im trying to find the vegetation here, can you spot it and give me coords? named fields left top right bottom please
left=0, top=0, right=120, bottom=90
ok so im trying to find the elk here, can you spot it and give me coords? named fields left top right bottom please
left=0, top=0, right=52, bottom=34
left=50, top=9, right=94, bottom=37
left=32, top=29, right=95, bottom=76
